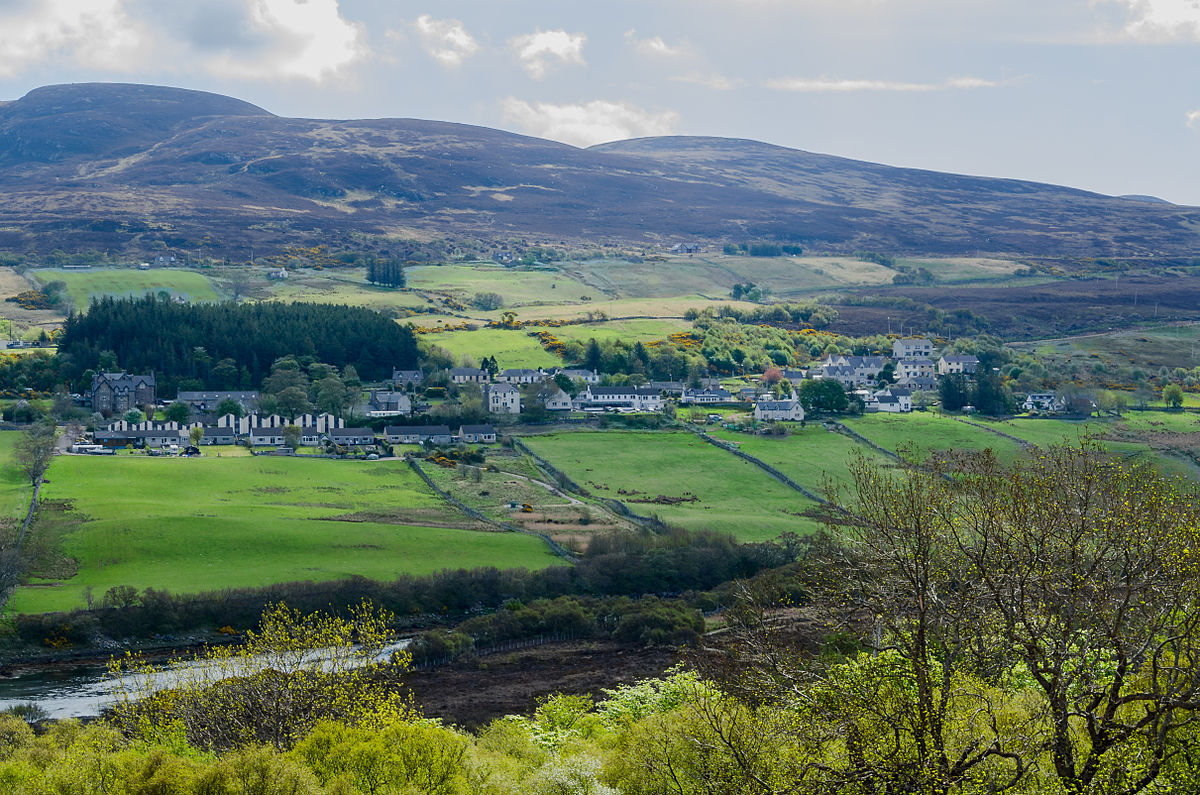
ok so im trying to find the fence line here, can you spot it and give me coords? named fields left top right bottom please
left=951, top=417, right=1034, bottom=449
left=510, top=439, right=671, bottom=531
left=406, top=457, right=577, bottom=562
left=689, top=430, right=829, bottom=504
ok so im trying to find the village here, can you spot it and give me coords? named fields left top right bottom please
left=65, top=335, right=1082, bottom=457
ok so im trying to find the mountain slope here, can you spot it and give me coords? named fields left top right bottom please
left=0, top=82, right=1196, bottom=258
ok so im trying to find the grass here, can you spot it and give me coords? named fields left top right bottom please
left=895, top=257, right=1026, bottom=283
left=407, top=264, right=602, bottom=307
left=11, top=454, right=560, bottom=613
left=0, top=432, right=31, bottom=521
left=419, top=327, right=561, bottom=369
left=705, top=425, right=882, bottom=497
left=267, top=269, right=432, bottom=311
left=542, top=318, right=691, bottom=345
left=30, top=268, right=221, bottom=308
left=523, top=431, right=819, bottom=541
left=841, top=412, right=1029, bottom=461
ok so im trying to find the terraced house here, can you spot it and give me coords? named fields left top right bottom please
left=89, top=372, right=156, bottom=414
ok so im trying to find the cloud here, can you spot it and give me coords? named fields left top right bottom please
left=203, top=0, right=367, bottom=82
left=625, top=30, right=686, bottom=57
left=765, top=75, right=998, bottom=92
left=1188, top=109, right=1200, bottom=127
left=413, top=14, right=478, bottom=67
left=672, top=73, right=738, bottom=91
left=0, top=0, right=146, bottom=77
left=501, top=98, right=679, bottom=147
left=1104, top=0, right=1200, bottom=42
left=509, top=29, right=586, bottom=78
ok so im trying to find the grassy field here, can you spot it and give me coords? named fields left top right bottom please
left=12, top=454, right=560, bottom=613
left=30, top=268, right=221, bottom=307
left=1010, top=323, right=1200, bottom=376
left=266, top=269, right=433, bottom=311
left=542, top=318, right=691, bottom=345
left=841, top=412, right=1029, bottom=461
left=419, top=327, right=561, bottom=368
left=408, top=264, right=602, bottom=307
left=896, top=257, right=1026, bottom=283
left=523, top=431, right=819, bottom=541
left=705, top=425, right=882, bottom=498
left=0, top=433, right=31, bottom=522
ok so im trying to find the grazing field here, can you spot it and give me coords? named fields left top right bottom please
left=1009, top=322, right=1200, bottom=375
left=895, top=257, right=1026, bottom=283
left=483, top=296, right=758, bottom=322
left=12, top=454, right=560, bottom=613
left=407, top=264, right=602, bottom=307
left=841, top=412, right=1029, bottom=461
left=266, top=269, right=433, bottom=311
left=30, top=268, right=221, bottom=307
left=419, top=327, right=561, bottom=368
left=715, top=255, right=897, bottom=294
left=0, top=432, right=30, bottom=520
left=522, top=431, right=819, bottom=541
left=541, top=318, right=691, bottom=345
left=704, top=425, right=883, bottom=497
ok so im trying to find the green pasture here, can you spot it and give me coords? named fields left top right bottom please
left=705, top=425, right=882, bottom=498
left=542, top=318, right=691, bottom=345
left=30, top=268, right=221, bottom=307
left=12, top=454, right=559, bottom=613
left=419, top=327, right=561, bottom=369
left=0, top=432, right=31, bottom=521
left=408, top=265, right=602, bottom=307
left=523, top=431, right=819, bottom=541
left=841, top=412, right=1028, bottom=461
left=716, top=255, right=897, bottom=294
left=895, top=257, right=1026, bottom=283
left=267, top=269, right=432, bottom=311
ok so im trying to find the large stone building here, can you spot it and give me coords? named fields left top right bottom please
left=90, top=372, right=156, bottom=414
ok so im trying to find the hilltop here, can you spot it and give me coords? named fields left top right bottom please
left=0, top=82, right=1198, bottom=258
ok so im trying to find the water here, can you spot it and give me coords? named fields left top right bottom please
left=0, top=639, right=410, bottom=719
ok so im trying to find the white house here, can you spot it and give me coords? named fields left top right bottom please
left=384, top=425, right=453, bottom=445
left=458, top=424, right=498, bottom=443
left=542, top=387, right=574, bottom=411
left=1023, top=392, right=1065, bottom=413
left=754, top=399, right=806, bottom=422
left=895, top=358, right=935, bottom=381
left=495, top=368, right=546, bottom=384
left=558, top=368, right=601, bottom=385
left=575, top=386, right=663, bottom=412
left=484, top=383, right=521, bottom=414
left=449, top=367, right=490, bottom=384
left=366, top=391, right=412, bottom=417
left=893, top=337, right=934, bottom=359
left=867, top=387, right=913, bottom=413
left=938, top=355, right=980, bottom=375
left=820, top=355, right=887, bottom=387
left=680, top=388, right=733, bottom=404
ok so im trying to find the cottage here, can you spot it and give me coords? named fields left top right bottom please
left=938, top=355, right=980, bottom=375
left=754, top=400, right=806, bottom=422
left=867, top=387, right=913, bottom=413
left=541, top=387, right=574, bottom=411
left=366, top=391, right=412, bottom=417
left=392, top=369, right=424, bottom=388
left=329, top=428, right=377, bottom=446
left=1023, top=392, right=1066, bottom=413
left=90, top=373, right=156, bottom=414
left=384, top=425, right=453, bottom=445
left=484, top=383, right=522, bottom=414
left=176, top=390, right=260, bottom=413
left=892, top=337, right=934, bottom=359
left=449, top=367, right=489, bottom=384
left=199, top=426, right=236, bottom=445
left=645, top=381, right=686, bottom=396
left=558, top=368, right=601, bottom=385
left=458, top=424, right=498, bottom=444
left=267, top=267, right=288, bottom=280
left=680, top=388, right=733, bottom=404
left=248, top=428, right=287, bottom=446
left=575, top=386, right=663, bottom=412
left=495, top=368, right=546, bottom=384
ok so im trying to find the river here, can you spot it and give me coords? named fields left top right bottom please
left=0, top=639, right=410, bottom=719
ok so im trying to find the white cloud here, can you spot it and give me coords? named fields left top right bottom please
left=205, top=0, right=367, bottom=82
left=413, top=14, right=478, bottom=67
left=1187, top=109, right=1200, bottom=127
left=1105, top=0, right=1200, bottom=41
left=765, top=75, right=998, bottom=92
left=501, top=98, right=679, bottom=147
left=625, top=30, right=686, bottom=57
left=0, top=0, right=146, bottom=78
left=672, top=73, right=738, bottom=91
left=509, top=29, right=586, bottom=78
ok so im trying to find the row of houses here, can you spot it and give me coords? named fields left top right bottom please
left=446, top=366, right=602, bottom=385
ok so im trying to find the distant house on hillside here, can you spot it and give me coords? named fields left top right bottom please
left=392, top=369, right=424, bottom=388
left=449, top=367, right=489, bottom=384
left=384, top=425, right=453, bottom=445
left=267, top=267, right=288, bottom=279
left=458, top=424, right=498, bottom=443
left=893, top=337, right=934, bottom=359
left=938, top=355, right=980, bottom=375
left=484, top=383, right=521, bottom=414
left=754, top=400, right=805, bottom=422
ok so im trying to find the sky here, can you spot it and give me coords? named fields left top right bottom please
left=1, top=0, right=1199, bottom=204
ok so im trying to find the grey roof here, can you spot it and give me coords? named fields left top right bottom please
left=588, top=386, right=660, bottom=396
left=330, top=427, right=375, bottom=437
left=385, top=425, right=452, bottom=436
left=942, top=355, right=980, bottom=363
left=757, top=400, right=801, bottom=411
left=450, top=367, right=487, bottom=375
left=459, top=424, right=497, bottom=435
left=177, top=391, right=259, bottom=402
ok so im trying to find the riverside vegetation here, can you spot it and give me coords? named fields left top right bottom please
left=2, top=441, right=1199, bottom=794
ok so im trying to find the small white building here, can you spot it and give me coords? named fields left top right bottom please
left=458, top=424, right=498, bottom=444
left=542, top=387, right=574, bottom=411
left=575, top=386, right=663, bottom=412
left=680, top=388, right=733, bottom=404
left=495, top=368, right=546, bottom=384
left=1023, top=392, right=1065, bottom=413
left=867, top=387, right=913, bottom=413
left=485, top=383, right=522, bottom=414
left=754, top=399, right=806, bottom=422
left=893, top=337, right=934, bottom=359
left=450, top=367, right=490, bottom=383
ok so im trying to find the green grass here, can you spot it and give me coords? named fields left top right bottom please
left=523, top=431, right=819, bottom=541
left=0, top=432, right=31, bottom=521
left=542, top=318, right=691, bottom=345
left=12, top=455, right=560, bottom=613
left=841, top=412, right=1029, bottom=461
left=408, top=265, right=602, bottom=307
left=267, top=269, right=433, bottom=311
left=705, top=425, right=882, bottom=497
left=419, top=327, right=561, bottom=369
left=30, top=268, right=221, bottom=308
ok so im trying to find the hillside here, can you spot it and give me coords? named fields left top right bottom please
left=0, top=82, right=1198, bottom=258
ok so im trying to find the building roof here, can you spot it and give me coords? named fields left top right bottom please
left=177, top=390, right=259, bottom=402
left=757, top=400, right=801, bottom=411
left=941, top=355, right=980, bottom=363
left=384, top=425, right=452, bottom=436
left=588, top=386, right=660, bottom=396
left=450, top=367, right=487, bottom=376
left=459, top=424, right=497, bottom=435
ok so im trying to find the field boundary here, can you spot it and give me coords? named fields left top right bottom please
left=510, top=439, right=671, bottom=532
left=405, top=457, right=576, bottom=562
left=951, top=417, right=1034, bottom=449
left=688, top=429, right=828, bottom=504
left=825, top=421, right=904, bottom=462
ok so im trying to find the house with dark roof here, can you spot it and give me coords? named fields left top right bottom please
left=384, top=425, right=453, bottom=445
left=680, top=388, right=733, bottom=404
left=575, top=386, right=663, bottom=412
left=449, top=367, right=489, bottom=383
left=458, top=424, right=498, bottom=443
left=366, top=391, right=412, bottom=417
left=329, top=428, right=377, bottom=446
left=176, top=391, right=260, bottom=413
left=937, top=355, right=980, bottom=375
left=495, top=368, right=546, bottom=384
left=753, top=400, right=806, bottom=422
left=90, top=373, right=156, bottom=413
left=392, top=369, right=424, bottom=388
